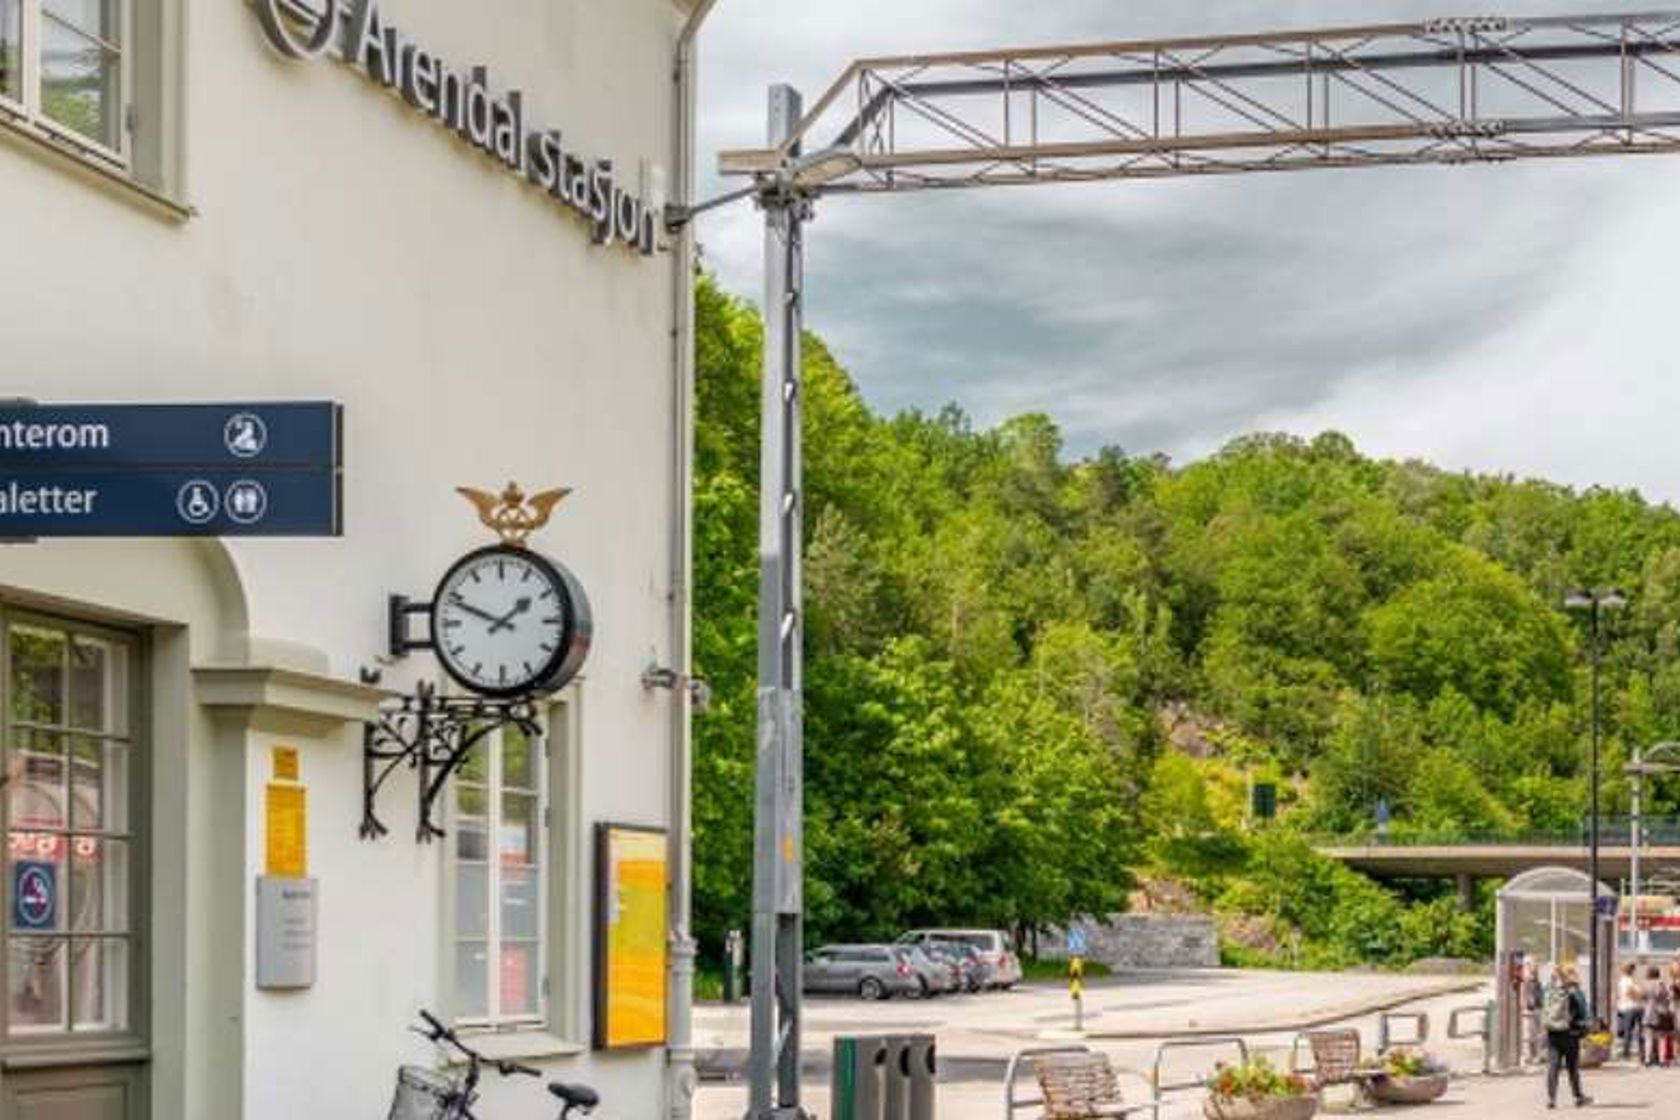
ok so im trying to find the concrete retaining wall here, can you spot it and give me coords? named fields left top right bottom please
left=1046, top=915, right=1221, bottom=969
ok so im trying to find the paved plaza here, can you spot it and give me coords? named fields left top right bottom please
left=692, top=968, right=1680, bottom=1119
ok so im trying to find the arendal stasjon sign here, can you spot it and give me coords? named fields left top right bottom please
left=254, top=0, right=660, bottom=257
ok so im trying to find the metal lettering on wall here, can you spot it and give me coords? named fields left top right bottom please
left=254, top=0, right=661, bottom=256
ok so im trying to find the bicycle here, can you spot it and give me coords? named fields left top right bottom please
left=389, top=1009, right=599, bottom=1120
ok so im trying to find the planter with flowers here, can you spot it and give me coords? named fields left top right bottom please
left=1579, top=1030, right=1614, bottom=1069
left=1203, top=1058, right=1319, bottom=1120
left=1359, top=1047, right=1451, bottom=1105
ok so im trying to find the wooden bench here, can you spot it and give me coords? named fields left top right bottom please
left=1298, top=1029, right=1383, bottom=1107
left=1033, top=1052, right=1161, bottom=1119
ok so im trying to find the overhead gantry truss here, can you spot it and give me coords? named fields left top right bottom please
left=718, top=11, right=1680, bottom=194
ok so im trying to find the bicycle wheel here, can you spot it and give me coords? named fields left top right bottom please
left=388, top=1066, right=457, bottom=1120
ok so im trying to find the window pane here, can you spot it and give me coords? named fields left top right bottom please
left=44, top=0, right=119, bottom=44
left=503, top=727, right=534, bottom=790
left=10, top=730, right=67, bottom=831
left=499, top=793, right=536, bottom=866
left=0, top=0, right=18, bottom=101
left=455, top=816, right=487, bottom=863
left=501, top=866, right=539, bottom=940
left=41, top=19, right=121, bottom=149
left=499, top=942, right=538, bottom=1017
left=457, top=744, right=487, bottom=786
left=8, top=938, right=66, bottom=1031
left=455, top=862, right=488, bottom=940
left=70, top=938, right=126, bottom=1032
left=70, top=739, right=126, bottom=832
left=69, top=838, right=126, bottom=933
left=453, top=942, right=488, bottom=1019
left=11, top=627, right=65, bottom=726
left=67, top=637, right=124, bottom=736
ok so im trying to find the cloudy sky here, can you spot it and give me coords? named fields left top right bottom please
left=691, top=1, right=1680, bottom=504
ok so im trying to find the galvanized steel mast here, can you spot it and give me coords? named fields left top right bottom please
left=748, top=84, right=813, bottom=1120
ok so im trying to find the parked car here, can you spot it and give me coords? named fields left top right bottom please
left=804, top=944, right=922, bottom=1000
left=897, top=929, right=1023, bottom=989
left=903, top=945, right=960, bottom=996
left=929, top=939, right=992, bottom=992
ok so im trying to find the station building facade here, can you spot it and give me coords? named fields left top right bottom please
left=0, top=1, right=709, bottom=1117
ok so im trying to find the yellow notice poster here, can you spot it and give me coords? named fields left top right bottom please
left=594, top=825, right=668, bottom=1049
left=266, top=784, right=308, bottom=879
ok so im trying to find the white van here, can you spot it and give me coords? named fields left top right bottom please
left=896, top=929, right=1023, bottom=989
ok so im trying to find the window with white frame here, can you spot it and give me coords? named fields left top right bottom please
left=450, top=722, right=547, bottom=1026
left=4, top=616, right=139, bottom=1040
left=0, top=0, right=128, bottom=160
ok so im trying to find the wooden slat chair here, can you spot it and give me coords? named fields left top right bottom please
left=1301, top=1029, right=1383, bottom=1107
left=1033, top=1052, right=1161, bottom=1119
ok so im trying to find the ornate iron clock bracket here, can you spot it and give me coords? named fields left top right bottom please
left=361, top=681, right=541, bottom=842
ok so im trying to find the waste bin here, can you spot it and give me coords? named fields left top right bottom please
left=832, top=1035, right=889, bottom=1120
left=884, top=1034, right=937, bottom=1120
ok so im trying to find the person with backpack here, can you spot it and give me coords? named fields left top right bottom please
left=1641, top=964, right=1674, bottom=1067
left=1544, top=963, right=1592, bottom=1109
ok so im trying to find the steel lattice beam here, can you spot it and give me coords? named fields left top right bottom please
left=719, top=12, right=1680, bottom=192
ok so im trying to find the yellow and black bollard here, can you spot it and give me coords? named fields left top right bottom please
left=1070, top=955, right=1085, bottom=1033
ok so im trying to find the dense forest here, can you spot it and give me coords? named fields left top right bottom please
left=691, top=275, right=1680, bottom=969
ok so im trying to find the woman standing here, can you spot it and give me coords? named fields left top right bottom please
left=1617, top=962, right=1644, bottom=1060
left=1544, top=963, right=1592, bottom=1110
left=1642, top=964, right=1674, bottom=1067
left=1523, top=960, right=1547, bottom=1066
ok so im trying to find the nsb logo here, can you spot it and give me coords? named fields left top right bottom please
left=254, top=0, right=345, bottom=60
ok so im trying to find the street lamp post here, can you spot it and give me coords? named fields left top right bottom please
left=1565, top=588, right=1626, bottom=1018
left=1625, top=741, right=1680, bottom=956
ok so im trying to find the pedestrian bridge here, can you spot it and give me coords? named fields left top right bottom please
left=1317, top=841, right=1680, bottom=881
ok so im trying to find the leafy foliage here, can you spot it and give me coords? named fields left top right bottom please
left=690, top=273, right=1680, bottom=966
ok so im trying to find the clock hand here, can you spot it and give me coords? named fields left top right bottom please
left=488, top=597, right=534, bottom=634
left=448, top=593, right=502, bottom=626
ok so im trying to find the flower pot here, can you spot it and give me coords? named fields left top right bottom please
left=1370, top=1073, right=1450, bottom=1104
left=1579, top=1040, right=1611, bottom=1070
left=1203, top=1093, right=1320, bottom=1120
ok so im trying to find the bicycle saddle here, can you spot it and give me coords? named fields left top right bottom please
left=549, top=1082, right=599, bottom=1111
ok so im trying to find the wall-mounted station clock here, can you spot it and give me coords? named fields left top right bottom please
left=388, top=484, right=592, bottom=698
left=431, top=544, right=591, bottom=698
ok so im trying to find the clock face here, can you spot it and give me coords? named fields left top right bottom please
left=430, top=546, right=586, bottom=697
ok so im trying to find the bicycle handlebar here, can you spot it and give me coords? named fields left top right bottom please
left=413, top=1010, right=541, bottom=1081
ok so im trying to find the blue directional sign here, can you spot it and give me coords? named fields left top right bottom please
left=0, top=402, right=340, bottom=467
left=0, top=469, right=340, bottom=537
left=0, top=402, right=342, bottom=538
left=1068, top=927, right=1090, bottom=957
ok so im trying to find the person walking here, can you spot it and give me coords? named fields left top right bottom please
left=1618, top=961, right=1645, bottom=1061
left=1641, top=964, right=1674, bottom=1067
left=1523, top=960, right=1547, bottom=1067
left=1544, top=963, right=1592, bottom=1110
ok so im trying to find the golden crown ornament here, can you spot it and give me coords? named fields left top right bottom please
left=456, top=482, right=572, bottom=548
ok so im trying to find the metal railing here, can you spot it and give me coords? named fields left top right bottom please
left=1312, top=817, right=1680, bottom=849
left=1448, top=1002, right=1495, bottom=1075
left=1150, top=1037, right=1250, bottom=1106
left=1377, top=1011, right=1430, bottom=1053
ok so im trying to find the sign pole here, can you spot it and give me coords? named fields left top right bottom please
left=748, top=84, right=810, bottom=1120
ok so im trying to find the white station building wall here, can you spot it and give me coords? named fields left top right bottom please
left=0, top=2, right=692, bottom=1118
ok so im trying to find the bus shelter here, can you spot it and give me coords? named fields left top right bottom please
left=1494, top=867, right=1616, bottom=1069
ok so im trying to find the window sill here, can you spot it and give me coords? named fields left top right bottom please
left=447, top=1029, right=586, bottom=1064
left=0, top=107, right=193, bottom=222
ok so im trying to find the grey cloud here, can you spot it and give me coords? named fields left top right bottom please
left=697, top=1, right=1677, bottom=471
